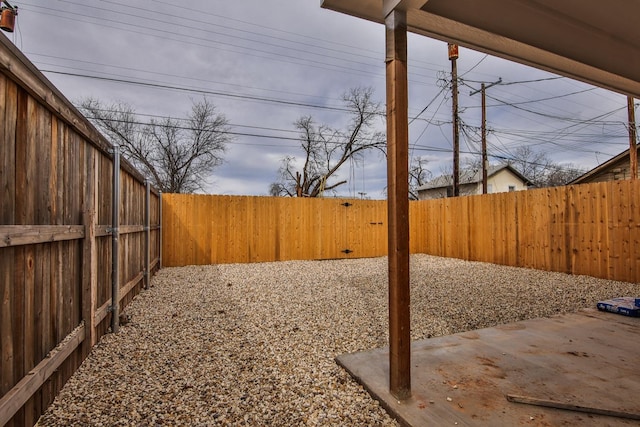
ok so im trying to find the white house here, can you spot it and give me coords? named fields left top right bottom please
left=417, top=164, right=532, bottom=200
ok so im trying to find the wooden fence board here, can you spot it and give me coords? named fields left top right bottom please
left=0, top=325, right=84, bottom=427
left=0, top=247, right=14, bottom=396
left=1, top=34, right=161, bottom=426
left=1, top=77, right=17, bottom=226
left=629, top=181, right=640, bottom=280
left=0, top=225, right=84, bottom=247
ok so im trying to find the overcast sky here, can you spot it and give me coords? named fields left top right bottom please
left=5, top=0, right=634, bottom=198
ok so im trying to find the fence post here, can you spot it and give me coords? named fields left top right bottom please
left=111, top=145, right=120, bottom=333
left=144, top=179, right=150, bottom=289
left=159, top=190, right=163, bottom=270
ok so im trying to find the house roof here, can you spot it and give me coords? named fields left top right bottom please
left=417, top=164, right=531, bottom=191
left=569, top=145, right=640, bottom=185
left=321, top=0, right=640, bottom=98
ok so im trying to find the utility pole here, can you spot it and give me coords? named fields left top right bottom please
left=470, top=78, right=501, bottom=194
left=449, top=44, right=460, bottom=197
left=481, top=83, right=487, bottom=194
left=627, top=96, right=638, bottom=180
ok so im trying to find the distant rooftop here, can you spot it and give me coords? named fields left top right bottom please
left=417, top=164, right=531, bottom=191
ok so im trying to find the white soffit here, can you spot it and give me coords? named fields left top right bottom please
left=321, top=0, right=640, bottom=98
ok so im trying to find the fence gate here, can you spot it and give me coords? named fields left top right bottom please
left=336, top=199, right=387, bottom=259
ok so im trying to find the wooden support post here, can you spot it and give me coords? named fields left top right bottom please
left=144, top=179, right=150, bottom=289
left=385, top=7, right=411, bottom=401
left=628, top=96, right=638, bottom=180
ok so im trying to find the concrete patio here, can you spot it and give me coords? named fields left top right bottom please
left=337, top=308, right=640, bottom=426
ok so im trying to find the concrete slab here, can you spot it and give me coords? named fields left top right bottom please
left=336, top=309, right=640, bottom=426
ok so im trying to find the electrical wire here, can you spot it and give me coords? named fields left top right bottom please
left=19, top=0, right=633, bottom=178
left=409, top=86, right=447, bottom=125
left=462, top=76, right=565, bottom=85
left=463, top=86, right=597, bottom=108
left=43, top=70, right=359, bottom=112
left=460, top=54, right=488, bottom=77
left=29, top=53, right=342, bottom=104
left=43, top=69, right=448, bottom=126
left=18, top=4, right=392, bottom=81
left=83, top=107, right=303, bottom=136
left=18, top=2, right=440, bottom=86
left=82, top=114, right=386, bottom=150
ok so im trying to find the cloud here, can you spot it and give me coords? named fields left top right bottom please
left=11, top=0, right=634, bottom=197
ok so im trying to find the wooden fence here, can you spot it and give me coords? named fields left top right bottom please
left=163, top=180, right=639, bottom=283
left=162, top=195, right=387, bottom=265
left=411, top=181, right=638, bottom=282
left=0, top=34, right=160, bottom=426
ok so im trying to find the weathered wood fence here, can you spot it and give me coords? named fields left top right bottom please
left=163, top=180, right=639, bottom=283
left=0, top=34, right=160, bottom=426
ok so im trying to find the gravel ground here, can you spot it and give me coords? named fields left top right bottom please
left=37, top=254, right=639, bottom=426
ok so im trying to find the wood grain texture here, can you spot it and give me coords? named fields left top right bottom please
left=163, top=183, right=639, bottom=284
left=0, top=325, right=85, bottom=427
left=1, top=38, right=160, bottom=426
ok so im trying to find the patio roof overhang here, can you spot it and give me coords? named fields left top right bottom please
left=321, top=0, right=640, bottom=403
left=321, top=0, right=640, bottom=98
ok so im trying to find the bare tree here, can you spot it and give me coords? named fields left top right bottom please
left=81, top=97, right=230, bottom=193
left=543, top=163, right=585, bottom=187
left=507, top=146, right=584, bottom=187
left=506, top=146, right=552, bottom=187
left=270, top=87, right=386, bottom=197
left=409, top=156, right=432, bottom=200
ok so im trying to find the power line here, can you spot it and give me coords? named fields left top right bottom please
left=460, top=54, right=488, bottom=77
left=463, top=85, right=596, bottom=107
left=84, top=114, right=386, bottom=151
left=29, top=52, right=341, bottom=104
left=22, top=0, right=629, bottom=174
left=80, top=0, right=450, bottom=72
left=410, top=94, right=448, bottom=161
left=44, top=69, right=446, bottom=125
left=19, top=2, right=440, bottom=86
left=137, top=0, right=386, bottom=57
left=485, top=92, right=627, bottom=124
left=83, top=107, right=302, bottom=136
left=43, top=70, right=355, bottom=112
left=474, top=76, right=564, bottom=85
left=84, top=114, right=303, bottom=143
left=19, top=4, right=392, bottom=82
left=409, top=86, right=447, bottom=125
left=30, top=2, right=618, bottom=133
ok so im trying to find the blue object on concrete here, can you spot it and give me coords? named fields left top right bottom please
left=597, top=297, right=640, bottom=317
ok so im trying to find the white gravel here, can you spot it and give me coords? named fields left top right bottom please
left=37, top=254, right=639, bottom=426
